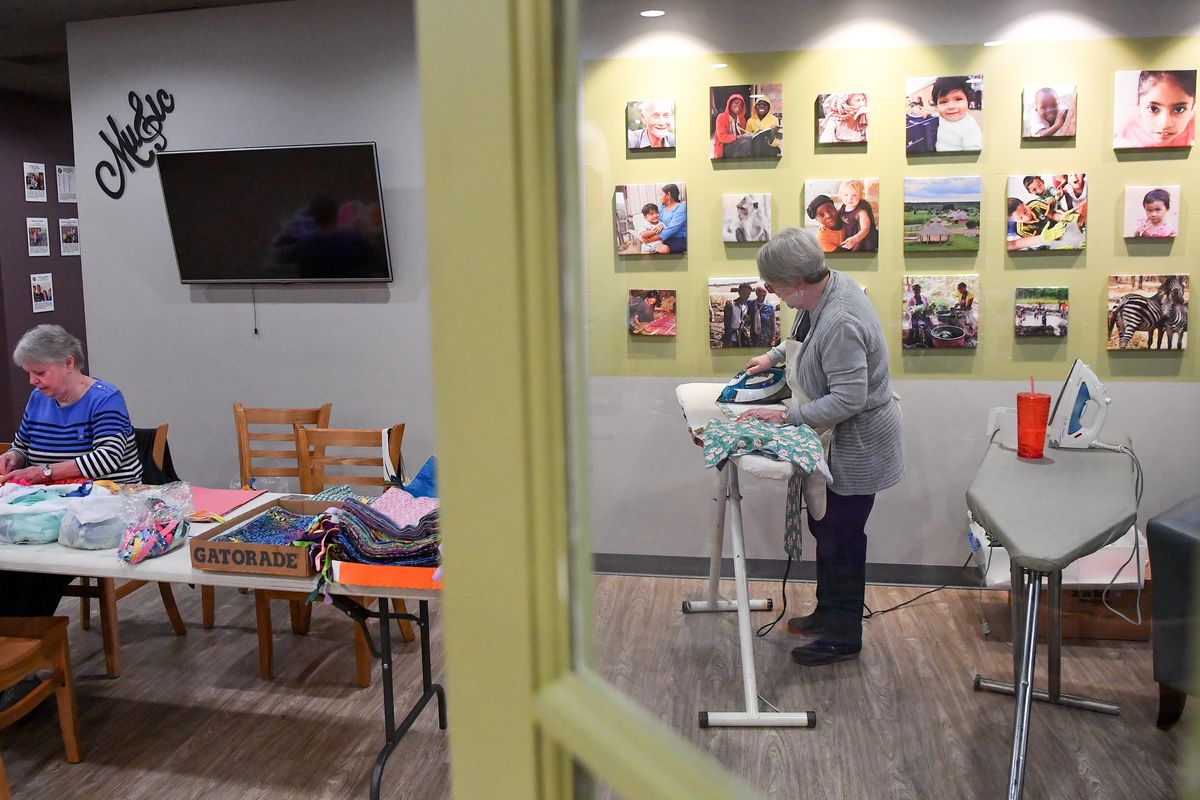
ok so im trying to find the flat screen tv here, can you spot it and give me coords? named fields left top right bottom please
left=157, top=142, right=392, bottom=283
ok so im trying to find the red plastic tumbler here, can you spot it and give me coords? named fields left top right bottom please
left=1015, top=392, right=1051, bottom=459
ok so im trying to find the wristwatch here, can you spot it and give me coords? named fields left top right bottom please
left=42, top=464, right=53, bottom=479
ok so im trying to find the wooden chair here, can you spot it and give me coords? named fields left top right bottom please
left=0, top=617, right=83, bottom=798
left=252, top=424, right=412, bottom=687
left=60, top=424, right=187, bottom=679
left=202, top=404, right=333, bottom=630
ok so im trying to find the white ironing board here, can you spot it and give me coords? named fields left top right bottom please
left=965, top=438, right=1137, bottom=800
left=675, top=382, right=816, bottom=729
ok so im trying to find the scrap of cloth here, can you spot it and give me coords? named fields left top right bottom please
left=701, top=418, right=831, bottom=562
left=210, top=506, right=317, bottom=545
left=314, top=500, right=440, bottom=567
left=310, top=484, right=378, bottom=504
left=367, top=487, right=439, bottom=530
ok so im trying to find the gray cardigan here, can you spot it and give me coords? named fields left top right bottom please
left=768, top=270, right=903, bottom=495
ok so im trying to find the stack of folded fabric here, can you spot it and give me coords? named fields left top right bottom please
left=319, top=487, right=439, bottom=567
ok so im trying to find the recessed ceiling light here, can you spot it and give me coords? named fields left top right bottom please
left=711, top=63, right=728, bottom=69
left=983, top=40, right=1003, bottom=47
left=640, top=9, right=666, bottom=17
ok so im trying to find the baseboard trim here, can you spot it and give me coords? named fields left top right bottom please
left=592, top=553, right=979, bottom=588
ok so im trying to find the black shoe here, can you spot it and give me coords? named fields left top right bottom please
left=786, top=611, right=828, bottom=636
left=790, top=640, right=860, bottom=667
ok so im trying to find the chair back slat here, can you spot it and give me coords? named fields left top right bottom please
left=234, top=403, right=332, bottom=489
left=295, top=424, right=404, bottom=494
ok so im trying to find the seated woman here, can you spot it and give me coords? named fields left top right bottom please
left=0, top=324, right=142, bottom=618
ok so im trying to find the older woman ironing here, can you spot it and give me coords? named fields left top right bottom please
left=739, top=228, right=903, bottom=666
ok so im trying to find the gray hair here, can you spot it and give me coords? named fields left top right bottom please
left=756, top=227, right=829, bottom=286
left=13, top=324, right=85, bottom=370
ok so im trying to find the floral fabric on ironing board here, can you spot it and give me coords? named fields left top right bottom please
left=700, top=418, right=830, bottom=561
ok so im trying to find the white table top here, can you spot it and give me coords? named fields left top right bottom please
left=0, top=492, right=438, bottom=601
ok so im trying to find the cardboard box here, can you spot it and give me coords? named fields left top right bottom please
left=190, top=497, right=335, bottom=578
left=977, top=580, right=1152, bottom=642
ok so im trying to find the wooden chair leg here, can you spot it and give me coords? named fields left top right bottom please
left=53, top=634, right=83, bottom=763
left=394, top=598, right=415, bottom=642
left=288, top=598, right=312, bottom=635
left=353, top=624, right=372, bottom=688
left=254, top=590, right=274, bottom=680
left=98, top=578, right=121, bottom=678
left=0, top=750, right=10, bottom=800
left=1157, top=683, right=1187, bottom=730
left=201, top=585, right=215, bottom=629
left=157, top=583, right=188, bottom=636
left=79, top=577, right=92, bottom=631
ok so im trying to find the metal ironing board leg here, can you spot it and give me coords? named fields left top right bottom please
left=694, top=464, right=814, bottom=730
left=682, top=465, right=770, bottom=615
left=1008, top=568, right=1042, bottom=800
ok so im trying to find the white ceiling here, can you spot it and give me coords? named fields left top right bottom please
left=2, top=1, right=1199, bottom=101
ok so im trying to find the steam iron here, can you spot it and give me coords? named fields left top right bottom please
left=1048, top=359, right=1110, bottom=449
left=717, top=368, right=790, bottom=404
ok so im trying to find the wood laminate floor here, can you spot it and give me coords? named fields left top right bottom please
left=1, top=576, right=1184, bottom=799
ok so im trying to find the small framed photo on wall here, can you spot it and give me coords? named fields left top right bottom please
left=1123, top=185, right=1180, bottom=238
left=710, top=84, right=783, bottom=160
left=902, top=274, right=979, bottom=349
left=1022, top=84, right=1077, bottom=138
left=613, top=182, right=686, bottom=255
left=30, top=273, right=54, bottom=313
left=721, top=193, right=771, bottom=243
left=1113, top=70, right=1196, bottom=149
left=903, top=177, right=981, bottom=252
left=23, top=162, right=46, bottom=202
left=803, top=179, right=879, bottom=253
left=59, top=218, right=80, bottom=256
left=1005, top=174, right=1087, bottom=251
left=1107, top=274, right=1188, bottom=350
left=1015, top=287, right=1068, bottom=337
left=905, top=75, right=984, bottom=154
left=26, top=217, right=50, bottom=256
left=626, top=99, right=676, bottom=151
left=708, top=278, right=781, bottom=349
left=816, top=93, right=868, bottom=143
left=628, top=289, right=676, bottom=336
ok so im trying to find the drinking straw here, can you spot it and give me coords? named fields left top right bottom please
left=1030, top=376, right=1035, bottom=395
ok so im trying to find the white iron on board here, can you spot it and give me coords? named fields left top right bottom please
left=1048, top=358, right=1110, bottom=449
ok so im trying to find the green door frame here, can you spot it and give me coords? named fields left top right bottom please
left=417, top=0, right=759, bottom=797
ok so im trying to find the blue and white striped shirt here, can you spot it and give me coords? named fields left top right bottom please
left=12, top=380, right=142, bottom=483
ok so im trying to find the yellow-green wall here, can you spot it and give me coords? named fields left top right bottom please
left=583, top=37, right=1199, bottom=382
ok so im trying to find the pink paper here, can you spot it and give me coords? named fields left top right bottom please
left=190, top=486, right=266, bottom=516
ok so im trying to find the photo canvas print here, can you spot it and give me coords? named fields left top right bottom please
left=1022, top=84, right=1077, bottom=138
left=722, top=193, right=772, bottom=242
left=613, top=182, right=686, bottom=255
left=710, top=83, right=783, bottom=159
left=816, top=93, right=868, bottom=143
left=1112, top=70, right=1196, bottom=149
left=708, top=278, right=782, bottom=349
left=628, top=289, right=677, bottom=336
left=1005, top=174, right=1087, bottom=251
left=1015, top=287, right=1068, bottom=337
left=1123, top=185, right=1180, bottom=238
left=905, top=75, right=984, bottom=154
left=903, top=177, right=980, bottom=252
left=1107, top=274, right=1189, bottom=350
left=626, top=99, right=676, bottom=150
left=803, top=179, right=880, bottom=253
left=902, top=274, right=979, bottom=349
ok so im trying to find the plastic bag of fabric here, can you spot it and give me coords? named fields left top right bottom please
left=0, top=487, right=72, bottom=544
left=60, top=494, right=127, bottom=550
left=117, top=482, right=194, bottom=564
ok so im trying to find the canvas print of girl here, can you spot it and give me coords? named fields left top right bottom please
left=1112, top=70, right=1196, bottom=148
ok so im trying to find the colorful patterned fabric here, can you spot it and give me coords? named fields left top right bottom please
left=700, top=419, right=830, bottom=481
left=310, top=484, right=376, bottom=504
left=210, top=506, right=317, bottom=545
left=355, top=488, right=439, bottom=531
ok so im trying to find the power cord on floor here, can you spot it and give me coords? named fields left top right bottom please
left=755, top=555, right=791, bottom=637
left=861, top=552, right=975, bottom=620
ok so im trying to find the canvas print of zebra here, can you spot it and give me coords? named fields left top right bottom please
left=1106, top=274, right=1189, bottom=350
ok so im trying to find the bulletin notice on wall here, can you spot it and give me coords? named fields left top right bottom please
left=55, top=165, right=77, bottom=203
left=31, top=273, right=54, bottom=313
left=26, top=217, right=50, bottom=256
left=60, top=218, right=80, bottom=256
left=23, top=161, right=46, bottom=202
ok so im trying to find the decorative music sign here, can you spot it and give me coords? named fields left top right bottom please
left=94, top=89, right=176, bottom=200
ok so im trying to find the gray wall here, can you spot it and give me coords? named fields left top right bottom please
left=0, top=91, right=83, bottom=438
left=66, top=0, right=431, bottom=488
left=589, top=377, right=1200, bottom=567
